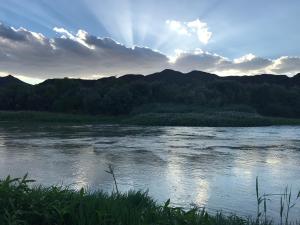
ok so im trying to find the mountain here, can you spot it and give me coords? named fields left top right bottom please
left=0, top=75, right=29, bottom=87
left=0, top=70, right=299, bottom=118
left=144, top=69, right=218, bottom=83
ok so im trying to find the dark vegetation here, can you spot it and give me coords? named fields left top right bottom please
left=0, top=70, right=300, bottom=121
left=1, top=110, right=300, bottom=126
left=0, top=174, right=299, bottom=225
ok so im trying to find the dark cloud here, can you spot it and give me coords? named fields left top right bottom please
left=230, top=57, right=273, bottom=72
left=172, top=50, right=225, bottom=72
left=0, top=23, right=26, bottom=41
left=171, top=51, right=274, bottom=75
left=0, top=23, right=169, bottom=79
left=0, top=23, right=299, bottom=82
left=271, top=57, right=300, bottom=74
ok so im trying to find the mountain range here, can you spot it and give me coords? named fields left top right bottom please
left=0, top=69, right=300, bottom=118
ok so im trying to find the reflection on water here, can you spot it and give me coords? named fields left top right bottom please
left=0, top=124, right=299, bottom=220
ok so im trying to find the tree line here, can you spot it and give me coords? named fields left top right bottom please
left=0, top=69, right=300, bottom=118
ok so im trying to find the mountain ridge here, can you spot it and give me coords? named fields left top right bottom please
left=0, top=69, right=299, bottom=119
left=0, top=75, right=30, bottom=87
left=1, top=69, right=299, bottom=86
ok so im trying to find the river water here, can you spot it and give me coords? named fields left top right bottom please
left=0, top=124, right=299, bottom=221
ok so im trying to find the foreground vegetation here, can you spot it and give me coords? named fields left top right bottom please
left=1, top=110, right=300, bottom=127
left=0, top=174, right=299, bottom=225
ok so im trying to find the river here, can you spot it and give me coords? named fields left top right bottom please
left=0, top=124, right=299, bottom=220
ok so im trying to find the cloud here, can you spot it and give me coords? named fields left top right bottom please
left=230, top=54, right=273, bottom=74
left=0, top=23, right=26, bottom=41
left=169, top=50, right=289, bottom=76
left=170, top=49, right=228, bottom=73
left=233, top=53, right=256, bottom=64
left=0, top=22, right=299, bottom=83
left=269, top=56, right=300, bottom=75
left=166, top=19, right=212, bottom=44
left=0, top=23, right=169, bottom=80
left=187, top=19, right=212, bottom=44
left=165, top=20, right=190, bottom=36
left=53, top=27, right=94, bottom=49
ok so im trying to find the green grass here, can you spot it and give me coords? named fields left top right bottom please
left=0, top=175, right=243, bottom=225
left=1, top=110, right=300, bottom=127
left=0, top=175, right=299, bottom=225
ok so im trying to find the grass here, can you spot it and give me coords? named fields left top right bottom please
left=131, top=103, right=257, bottom=115
left=0, top=111, right=123, bottom=124
left=124, top=112, right=272, bottom=126
left=0, top=174, right=299, bottom=225
left=255, top=177, right=300, bottom=225
left=1, top=110, right=300, bottom=127
left=128, top=103, right=300, bottom=126
left=0, top=174, right=245, bottom=225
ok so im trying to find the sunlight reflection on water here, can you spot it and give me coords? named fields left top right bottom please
left=0, top=124, right=299, bottom=221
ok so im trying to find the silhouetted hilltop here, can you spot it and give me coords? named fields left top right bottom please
left=0, top=70, right=299, bottom=118
left=0, top=75, right=29, bottom=87
left=292, top=73, right=300, bottom=85
left=118, top=74, right=144, bottom=82
left=29, top=70, right=299, bottom=87
left=143, top=69, right=219, bottom=83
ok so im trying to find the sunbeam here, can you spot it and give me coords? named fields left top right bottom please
left=0, top=0, right=300, bottom=78
left=85, top=0, right=134, bottom=47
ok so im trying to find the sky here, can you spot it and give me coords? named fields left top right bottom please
left=0, top=0, right=300, bottom=84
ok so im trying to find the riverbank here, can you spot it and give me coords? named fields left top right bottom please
left=1, top=175, right=298, bottom=225
left=1, top=110, right=300, bottom=126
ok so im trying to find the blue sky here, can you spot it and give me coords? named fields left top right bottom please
left=0, top=0, right=300, bottom=83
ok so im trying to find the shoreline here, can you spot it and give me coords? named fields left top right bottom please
left=1, top=110, right=300, bottom=127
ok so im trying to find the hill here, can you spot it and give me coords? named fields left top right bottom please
left=0, top=75, right=29, bottom=87
left=0, top=70, right=300, bottom=121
